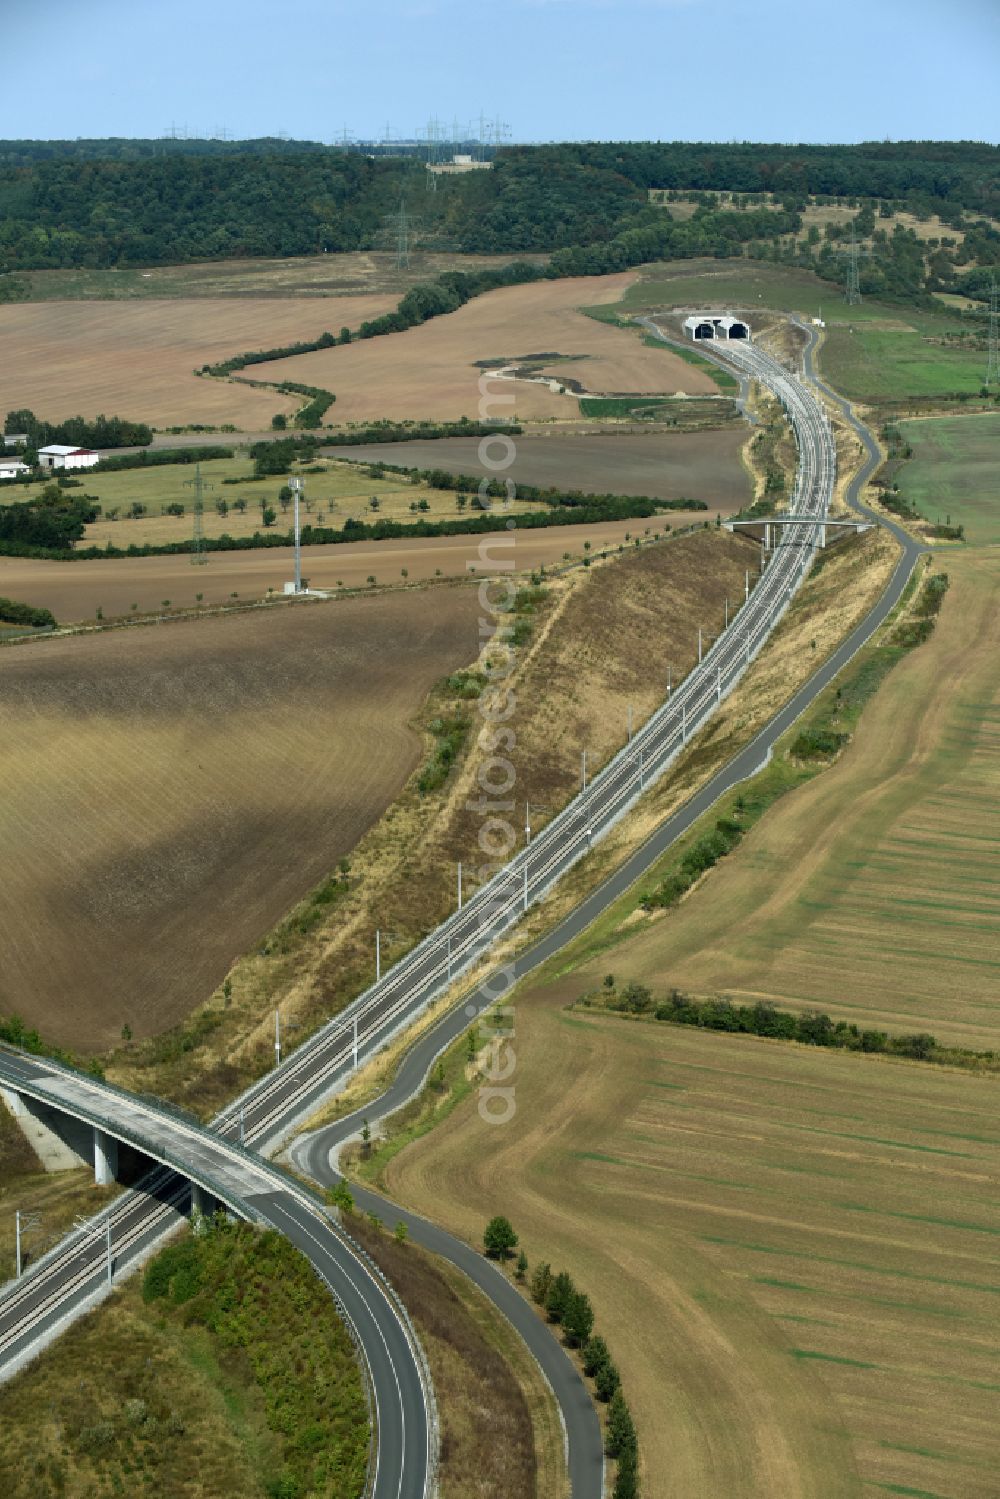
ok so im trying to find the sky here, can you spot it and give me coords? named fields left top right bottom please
left=2, top=0, right=998, bottom=146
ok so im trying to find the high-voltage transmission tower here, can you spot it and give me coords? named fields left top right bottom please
left=185, top=462, right=213, bottom=565
left=986, top=277, right=1000, bottom=391
left=385, top=198, right=418, bottom=269
left=838, top=230, right=873, bottom=306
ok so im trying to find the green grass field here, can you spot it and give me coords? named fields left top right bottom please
left=621, top=259, right=988, bottom=403
left=899, top=413, right=1000, bottom=545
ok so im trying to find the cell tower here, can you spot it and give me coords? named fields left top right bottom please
left=184, top=462, right=213, bottom=565
left=986, top=277, right=1000, bottom=391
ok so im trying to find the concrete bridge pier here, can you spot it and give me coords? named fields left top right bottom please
left=93, top=1127, right=118, bottom=1186
left=190, top=1183, right=219, bottom=1223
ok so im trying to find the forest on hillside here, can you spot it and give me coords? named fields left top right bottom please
left=0, top=139, right=995, bottom=304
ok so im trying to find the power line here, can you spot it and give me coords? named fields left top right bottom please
left=986, top=276, right=999, bottom=391
left=185, top=462, right=213, bottom=565
left=837, top=229, right=874, bottom=306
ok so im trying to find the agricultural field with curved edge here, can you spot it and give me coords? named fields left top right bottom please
left=0, top=293, right=395, bottom=428
left=258, top=272, right=715, bottom=424
left=0, top=586, right=478, bottom=1050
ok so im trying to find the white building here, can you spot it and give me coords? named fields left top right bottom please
left=428, top=154, right=493, bottom=175
left=683, top=313, right=751, bottom=342
left=0, top=458, right=30, bottom=480
left=37, top=444, right=100, bottom=472
left=2, top=433, right=29, bottom=448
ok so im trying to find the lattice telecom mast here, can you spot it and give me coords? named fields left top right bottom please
left=986, top=277, right=1000, bottom=391
left=185, top=462, right=213, bottom=565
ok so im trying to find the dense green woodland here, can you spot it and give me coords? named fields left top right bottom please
left=0, top=139, right=995, bottom=301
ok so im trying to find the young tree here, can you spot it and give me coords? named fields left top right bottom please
left=271, top=413, right=287, bottom=430
left=327, top=1181, right=354, bottom=1214
left=261, top=505, right=277, bottom=528
left=594, top=1360, right=620, bottom=1402
left=583, top=1334, right=610, bottom=1377
left=530, top=1261, right=552, bottom=1307
left=515, top=1250, right=528, bottom=1282
left=563, top=1290, right=594, bottom=1347
left=394, top=1220, right=408, bottom=1244
left=612, top=1444, right=638, bottom=1499
left=483, top=1215, right=518, bottom=1260
left=604, top=1389, right=635, bottom=1458
left=546, top=1270, right=575, bottom=1324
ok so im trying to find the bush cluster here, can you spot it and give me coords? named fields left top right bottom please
left=0, top=594, right=56, bottom=628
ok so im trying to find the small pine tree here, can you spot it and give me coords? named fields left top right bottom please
left=563, top=1290, right=594, bottom=1348
left=515, top=1250, right=528, bottom=1282
left=545, top=1270, right=575, bottom=1324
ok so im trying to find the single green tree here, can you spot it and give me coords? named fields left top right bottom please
left=582, top=1334, right=610, bottom=1377
left=605, top=1388, right=636, bottom=1458
left=515, top=1250, right=528, bottom=1282
left=563, top=1290, right=594, bottom=1347
left=327, top=1180, right=354, bottom=1214
left=594, top=1360, right=620, bottom=1402
left=546, top=1270, right=575, bottom=1324
left=271, top=413, right=287, bottom=430
left=261, top=505, right=277, bottom=528
left=394, top=1220, right=408, bottom=1244
left=529, top=1261, right=552, bottom=1307
left=483, top=1215, right=518, bottom=1260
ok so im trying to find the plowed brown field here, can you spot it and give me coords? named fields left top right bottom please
left=0, top=295, right=395, bottom=428
left=0, top=588, right=478, bottom=1049
left=262, top=273, right=715, bottom=423
left=0, top=517, right=705, bottom=624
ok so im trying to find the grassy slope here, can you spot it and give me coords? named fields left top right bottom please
left=0, top=1220, right=369, bottom=1499
left=898, top=412, right=1000, bottom=545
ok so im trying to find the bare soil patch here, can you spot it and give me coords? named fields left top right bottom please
left=260, top=274, right=715, bottom=424
left=0, top=295, right=395, bottom=428
left=328, top=430, right=751, bottom=509
left=0, top=588, right=478, bottom=1050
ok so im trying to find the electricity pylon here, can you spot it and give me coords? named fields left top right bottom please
left=986, top=277, right=999, bottom=391
left=185, top=462, right=213, bottom=565
left=838, top=230, right=874, bottom=306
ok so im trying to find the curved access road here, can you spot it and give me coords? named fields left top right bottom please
left=0, top=1046, right=429, bottom=1499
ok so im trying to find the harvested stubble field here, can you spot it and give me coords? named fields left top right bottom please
left=899, top=412, right=1000, bottom=546
left=258, top=273, right=715, bottom=424
left=0, top=587, right=478, bottom=1050
left=383, top=991, right=1000, bottom=1499
left=0, top=293, right=395, bottom=429
left=0, top=516, right=691, bottom=623
left=327, top=429, right=751, bottom=510
left=587, top=550, right=1000, bottom=1051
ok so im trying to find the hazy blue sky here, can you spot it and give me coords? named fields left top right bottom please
left=3, top=0, right=997, bottom=145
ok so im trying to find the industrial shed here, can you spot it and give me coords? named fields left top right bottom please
left=683, top=314, right=751, bottom=342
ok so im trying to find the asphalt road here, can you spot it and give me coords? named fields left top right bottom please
left=0, top=1048, right=429, bottom=1499
left=0, top=327, right=920, bottom=1499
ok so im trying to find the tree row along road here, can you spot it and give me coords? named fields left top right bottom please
left=0, top=324, right=918, bottom=1499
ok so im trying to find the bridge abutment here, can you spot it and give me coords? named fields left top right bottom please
left=93, top=1127, right=118, bottom=1186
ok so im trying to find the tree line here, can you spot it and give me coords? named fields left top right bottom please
left=482, top=1215, right=640, bottom=1498
left=593, top=977, right=998, bottom=1072
left=4, top=408, right=152, bottom=451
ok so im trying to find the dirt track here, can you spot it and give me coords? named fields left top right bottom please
left=0, top=588, right=479, bottom=1049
